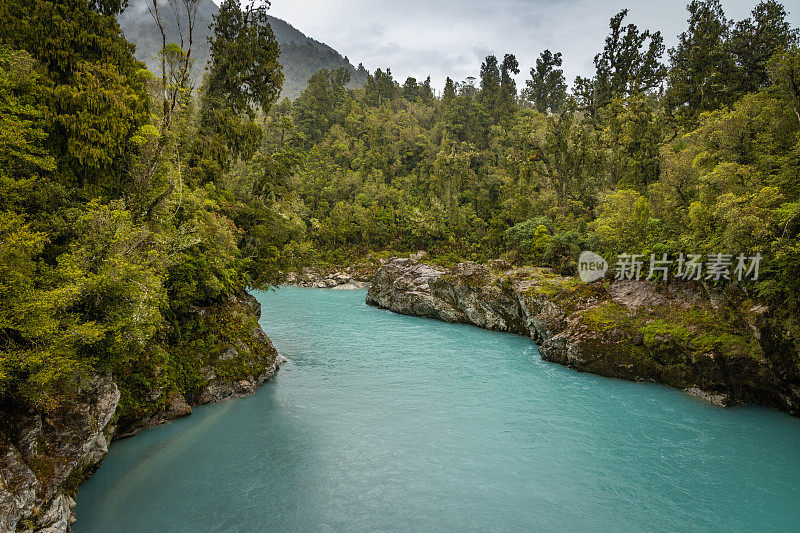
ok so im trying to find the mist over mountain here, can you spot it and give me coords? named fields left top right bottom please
left=118, top=0, right=368, bottom=99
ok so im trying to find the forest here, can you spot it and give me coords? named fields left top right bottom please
left=1, top=0, right=799, bottom=416
left=278, top=0, right=800, bottom=305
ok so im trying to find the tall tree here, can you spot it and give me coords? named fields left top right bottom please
left=365, top=68, right=397, bottom=106
left=419, top=76, right=435, bottom=104
left=442, top=77, right=457, bottom=104
left=479, top=55, right=502, bottom=115
left=730, top=0, right=799, bottom=95
left=666, top=0, right=736, bottom=123
left=207, top=0, right=283, bottom=117
left=499, top=53, right=521, bottom=122
left=197, top=0, right=283, bottom=180
left=402, top=77, right=420, bottom=102
left=593, top=9, right=666, bottom=107
left=524, top=50, right=567, bottom=114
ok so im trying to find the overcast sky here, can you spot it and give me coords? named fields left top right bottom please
left=259, top=0, right=799, bottom=92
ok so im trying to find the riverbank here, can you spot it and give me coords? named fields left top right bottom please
left=0, top=291, right=284, bottom=532
left=367, top=257, right=800, bottom=415
left=284, top=259, right=384, bottom=289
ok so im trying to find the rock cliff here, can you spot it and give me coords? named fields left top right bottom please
left=367, top=258, right=800, bottom=415
left=0, top=291, right=282, bottom=532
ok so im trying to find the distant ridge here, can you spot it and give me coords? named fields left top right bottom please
left=118, top=0, right=368, bottom=99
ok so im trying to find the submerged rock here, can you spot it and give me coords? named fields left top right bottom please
left=367, top=257, right=800, bottom=416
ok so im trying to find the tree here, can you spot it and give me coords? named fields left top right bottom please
left=768, top=46, right=800, bottom=126
left=602, top=94, right=663, bottom=189
left=442, top=77, right=457, bottom=105
left=479, top=55, right=501, bottom=116
left=593, top=9, right=666, bottom=107
left=730, top=0, right=799, bottom=95
left=524, top=50, right=567, bottom=114
left=0, top=0, right=148, bottom=191
left=592, top=189, right=657, bottom=253
left=530, top=112, right=603, bottom=218
left=499, top=53, right=520, bottom=123
left=207, top=0, right=283, bottom=117
left=0, top=47, right=55, bottom=179
left=572, top=76, right=596, bottom=115
left=365, top=68, right=397, bottom=106
left=666, top=0, right=736, bottom=123
left=420, top=76, right=435, bottom=104
left=293, top=68, right=352, bottom=144
left=402, top=77, right=419, bottom=102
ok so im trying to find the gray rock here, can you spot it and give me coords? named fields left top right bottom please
left=367, top=257, right=800, bottom=417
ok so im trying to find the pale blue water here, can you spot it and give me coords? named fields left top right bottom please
left=74, top=288, right=800, bottom=532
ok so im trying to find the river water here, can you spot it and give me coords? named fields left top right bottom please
left=74, top=287, right=800, bottom=532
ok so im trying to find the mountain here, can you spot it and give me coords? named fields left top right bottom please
left=118, top=0, right=368, bottom=99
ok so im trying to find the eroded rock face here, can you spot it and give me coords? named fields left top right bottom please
left=0, top=376, right=119, bottom=533
left=367, top=257, right=800, bottom=416
left=0, top=291, right=285, bottom=531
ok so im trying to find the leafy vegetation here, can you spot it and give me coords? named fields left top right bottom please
left=269, top=1, right=800, bottom=309
left=0, top=0, right=292, bottom=413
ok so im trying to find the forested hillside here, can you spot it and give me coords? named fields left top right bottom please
left=118, top=0, right=368, bottom=99
left=0, top=0, right=295, bottom=420
left=269, top=0, right=800, bottom=311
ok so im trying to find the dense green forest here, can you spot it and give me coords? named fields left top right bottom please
left=1, top=0, right=799, bottom=415
left=277, top=0, right=800, bottom=304
left=0, top=0, right=289, bottom=415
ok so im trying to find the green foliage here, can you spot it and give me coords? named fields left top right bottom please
left=524, top=50, right=567, bottom=114
left=0, top=0, right=148, bottom=190
left=208, top=0, right=283, bottom=117
left=593, top=9, right=666, bottom=106
left=0, top=0, right=287, bottom=413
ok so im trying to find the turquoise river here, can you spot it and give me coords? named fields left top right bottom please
left=74, top=287, right=800, bottom=532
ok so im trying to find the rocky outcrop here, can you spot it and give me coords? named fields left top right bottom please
left=367, top=257, right=800, bottom=416
left=285, top=261, right=382, bottom=289
left=0, top=291, right=284, bottom=532
left=0, top=377, right=119, bottom=532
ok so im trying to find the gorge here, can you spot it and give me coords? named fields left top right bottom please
left=71, top=286, right=800, bottom=532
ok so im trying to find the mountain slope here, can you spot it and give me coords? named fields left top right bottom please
left=118, top=0, right=368, bottom=99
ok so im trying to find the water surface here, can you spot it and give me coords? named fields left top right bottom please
left=74, top=288, right=800, bottom=532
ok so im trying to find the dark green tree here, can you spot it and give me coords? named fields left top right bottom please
left=593, top=9, right=666, bottom=107
left=666, top=0, right=736, bottom=123
left=499, top=53, right=521, bottom=122
left=442, top=77, right=457, bottom=105
left=479, top=55, right=501, bottom=115
left=365, top=68, right=398, bottom=106
left=0, top=0, right=148, bottom=191
left=524, top=50, right=567, bottom=114
left=207, top=0, right=283, bottom=117
left=730, top=0, right=799, bottom=95
left=420, top=76, right=435, bottom=104
left=402, top=77, right=420, bottom=102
